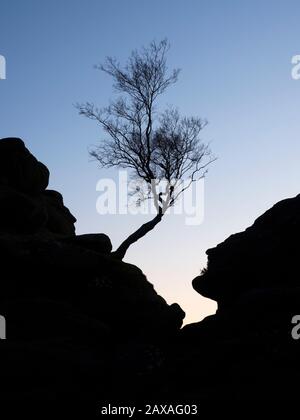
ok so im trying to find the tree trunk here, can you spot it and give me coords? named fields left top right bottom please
left=112, top=212, right=163, bottom=261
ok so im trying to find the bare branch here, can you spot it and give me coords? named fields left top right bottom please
left=77, top=39, right=216, bottom=259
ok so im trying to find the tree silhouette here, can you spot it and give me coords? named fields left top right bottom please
left=77, top=39, right=215, bottom=260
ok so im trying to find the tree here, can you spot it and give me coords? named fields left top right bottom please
left=77, top=39, right=215, bottom=260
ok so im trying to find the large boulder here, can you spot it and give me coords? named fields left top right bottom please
left=62, top=233, right=113, bottom=254
left=0, top=138, right=76, bottom=236
left=0, top=138, right=49, bottom=193
left=193, top=194, right=300, bottom=307
left=171, top=194, right=300, bottom=401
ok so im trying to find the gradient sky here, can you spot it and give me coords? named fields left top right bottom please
left=1, top=0, right=300, bottom=324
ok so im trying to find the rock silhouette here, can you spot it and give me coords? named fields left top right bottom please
left=175, top=194, right=300, bottom=400
left=0, top=137, right=299, bottom=406
left=0, top=138, right=184, bottom=405
left=193, top=194, right=300, bottom=306
left=0, top=138, right=76, bottom=235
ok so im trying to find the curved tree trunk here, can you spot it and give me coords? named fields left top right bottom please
left=112, top=212, right=163, bottom=261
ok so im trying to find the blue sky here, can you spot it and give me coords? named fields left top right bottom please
left=1, top=0, right=300, bottom=323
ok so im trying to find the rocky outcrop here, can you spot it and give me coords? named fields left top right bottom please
left=1, top=136, right=299, bottom=405
left=0, top=138, right=76, bottom=236
left=171, top=194, right=300, bottom=401
left=0, top=138, right=184, bottom=404
left=193, top=194, right=300, bottom=307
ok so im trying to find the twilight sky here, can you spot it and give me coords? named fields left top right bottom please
left=1, top=0, right=300, bottom=324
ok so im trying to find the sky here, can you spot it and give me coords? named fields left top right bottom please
left=1, top=0, right=300, bottom=324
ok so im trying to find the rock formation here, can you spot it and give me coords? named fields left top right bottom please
left=0, top=138, right=184, bottom=406
left=0, top=138, right=76, bottom=236
left=0, top=136, right=299, bottom=407
left=173, top=194, right=300, bottom=401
